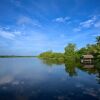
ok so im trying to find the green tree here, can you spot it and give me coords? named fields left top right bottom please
left=39, top=51, right=54, bottom=59
left=77, top=47, right=87, bottom=56
left=64, top=43, right=77, bottom=61
left=96, top=36, right=100, bottom=45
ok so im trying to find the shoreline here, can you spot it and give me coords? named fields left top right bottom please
left=0, top=56, right=36, bottom=58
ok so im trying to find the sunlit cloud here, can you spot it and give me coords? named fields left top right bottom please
left=0, top=28, right=15, bottom=40
left=0, top=26, right=22, bottom=40
left=73, top=16, right=100, bottom=32
left=53, top=17, right=70, bottom=23
left=80, top=16, right=96, bottom=28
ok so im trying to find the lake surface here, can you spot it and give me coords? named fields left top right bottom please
left=0, top=58, right=100, bottom=100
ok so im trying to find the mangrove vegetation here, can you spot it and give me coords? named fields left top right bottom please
left=38, top=36, right=100, bottom=63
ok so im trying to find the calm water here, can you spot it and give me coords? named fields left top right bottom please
left=0, top=58, right=100, bottom=100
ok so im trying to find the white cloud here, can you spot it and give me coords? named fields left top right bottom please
left=17, top=16, right=41, bottom=27
left=73, top=27, right=81, bottom=32
left=0, top=26, right=22, bottom=40
left=0, top=28, right=15, bottom=39
left=92, top=33, right=100, bottom=37
left=80, top=16, right=96, bottom=28
left=73, top=16, right=100, bottom=32
left=53, top=16, right=70, bottom=23
left=13, top=30, right=22, bottom=35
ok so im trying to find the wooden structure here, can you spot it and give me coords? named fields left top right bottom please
left=81, top=55, right=94, bottom=64
left=83, top=64, right=94, bottom=68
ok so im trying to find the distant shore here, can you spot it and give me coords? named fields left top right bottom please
left=0, top=56, right=36, bottom=58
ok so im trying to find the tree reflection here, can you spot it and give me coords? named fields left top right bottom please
left=94, top=59, right=100, bottom=84
left=42, top=58, right=64, bottom=66
left=41, top=58, right=100, bottom=83
left=64, top=59, right=77, bottom=77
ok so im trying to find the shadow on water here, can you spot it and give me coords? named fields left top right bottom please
left=42, top=58, right=100, bottom=83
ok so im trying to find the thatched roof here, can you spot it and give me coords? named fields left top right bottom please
left=82, top=55, right=94, bottom=58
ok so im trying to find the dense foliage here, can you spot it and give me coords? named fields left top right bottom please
left=39, top=51, right=65, bottom=63
left=38, top=36, right=100, bottom=80
left=38, top=36, right=100, bottom=63
left=78, top=36, right=100, bottom=59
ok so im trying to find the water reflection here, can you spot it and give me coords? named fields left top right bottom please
left=64, top=59, right=77, bottom=77
left=0, top=75, right=13, bottom=85
left=42, top=58, right=100, bottom=83
left=0, top=58, right=100, bottom=100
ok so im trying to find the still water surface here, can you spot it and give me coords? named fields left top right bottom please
left=0, top=58, right=100, bottom=100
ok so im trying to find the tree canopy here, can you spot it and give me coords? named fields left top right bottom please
left=38, top=36, right=100, bottom=63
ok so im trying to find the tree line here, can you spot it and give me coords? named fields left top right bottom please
left=38, top=36, right=100, bottom=63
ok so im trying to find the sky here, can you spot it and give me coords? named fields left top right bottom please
left=0, top=0, right=100, bottom=55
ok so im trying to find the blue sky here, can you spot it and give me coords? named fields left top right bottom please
left=0, top=0, right=100, bottom=55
